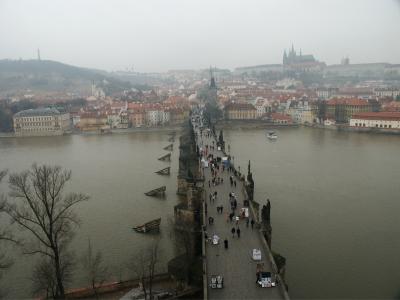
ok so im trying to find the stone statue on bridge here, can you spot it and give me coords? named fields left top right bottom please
left=261, top=199, right=271, bottom=225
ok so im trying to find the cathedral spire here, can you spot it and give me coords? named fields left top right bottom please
left=209, top=66, right=216, bottom=89
left=283, top=50, right=288, bottom=64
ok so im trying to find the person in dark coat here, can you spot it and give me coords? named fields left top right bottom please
left=251, top=219, right=255, bottom=229
left=231, top=227, right=236, bottom=238
left=236, top=228, right=241, bottom=238
left=224, top=239, right=228, bottom=249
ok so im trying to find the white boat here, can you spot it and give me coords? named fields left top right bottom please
left=267, top=131, right=278, bottom=140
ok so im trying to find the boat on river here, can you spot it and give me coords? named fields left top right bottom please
left=267, top=131, right=278, bottom=140
left=133, top=218, right=161, bottom=233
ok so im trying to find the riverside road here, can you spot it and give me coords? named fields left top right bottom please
left=194, top=118, right=287, bottom=300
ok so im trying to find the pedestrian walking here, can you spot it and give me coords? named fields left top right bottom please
left=224, top=239, right=228, bottom=249
left=220, top=205, right=223, bottom=214
left=231, top=227, right=236, bottom=238
left=251, top=219, right=255, bottom=229
left=209, top=194, right=212, bottom=203
left=236, top=228, right=241, bottom=238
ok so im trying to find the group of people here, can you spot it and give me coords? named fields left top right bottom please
left=209, top=191, right=218, bottom=203
left=197, top=117, right=255, bottom=252
left=228, top=192, right=238, bottom=211
left=209, top=176, right=223, bottom=187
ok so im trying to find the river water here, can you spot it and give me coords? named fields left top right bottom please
left=223, top=127, right=400, bottom=299
left=0, top=131, right=180, bottom=299
left=1, top=128, right=400, bottom=299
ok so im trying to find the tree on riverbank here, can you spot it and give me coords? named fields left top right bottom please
left=81, top=239, right=108, bottom=299
left=3, top=164, right=89, bottom=298
left=0, top=100, right=37, bottom=132
left=129, top=238, right=160, bottom=300
left=0, top=169, right=18, bottom=298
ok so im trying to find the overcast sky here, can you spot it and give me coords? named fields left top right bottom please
left=0, top=0, right=399, bottom=72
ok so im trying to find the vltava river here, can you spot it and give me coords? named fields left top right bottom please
left=1, top=127, right=400, bottom=299
left=0, top=131, right=180, bottom=298
left=224, top=127, right=400, bottom=299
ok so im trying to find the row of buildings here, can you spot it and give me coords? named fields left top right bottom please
left=222, top=97, right=400, bottom=129
left=13, top=96, right=191, bottom=136
left=216, top=75, right=400, bottom=129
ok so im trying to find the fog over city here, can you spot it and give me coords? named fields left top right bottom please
left=1, top=0, right=399, bottom=72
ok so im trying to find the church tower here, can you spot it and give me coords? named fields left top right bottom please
left=209, top=66, right=217, bottom=90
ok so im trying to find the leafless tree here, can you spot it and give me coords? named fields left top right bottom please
left=0, top=169, right=19, bottom=298
left=81, top=239, right=108, bottom=299
left=0, top=170, right=12, bottom=266
left=129, top=238, right=160, bottom=300
left=31, top=257, right=58, bottom=299
left=3, top=164, right=89, bottom=298
left=31, top=253, right=75, bottom=299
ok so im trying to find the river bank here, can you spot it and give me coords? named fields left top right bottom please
left=216, top=119, right=298, bottom=130
left=217, top=120, right=400, bottom=136
left=0, top=125, right=182, bottom=139
left=305, top=123, right=400, bottom=135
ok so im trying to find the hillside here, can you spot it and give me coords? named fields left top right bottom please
left=0, top=59, right=131, bottom=96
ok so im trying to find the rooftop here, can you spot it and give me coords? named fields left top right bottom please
left=14, top=107, right=62, bottom=117
left=224, top=102, right=256, bottom=111
left=351, top=112, right=400, bottom=120
left=327, top=98, right=370, bottom=106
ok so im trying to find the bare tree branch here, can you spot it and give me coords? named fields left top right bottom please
left=4, top=164, right=88, bottom=298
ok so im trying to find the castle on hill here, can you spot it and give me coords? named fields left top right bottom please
left=282, top=44, right=325, bottom=72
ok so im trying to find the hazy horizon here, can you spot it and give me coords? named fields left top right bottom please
left=1, top=0, right=399, bottom=72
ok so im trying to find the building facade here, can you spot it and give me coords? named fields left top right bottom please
left=349, top=112, right=400, bottom=129
left=13, top=108, right=70, bottom=137
left=224, top=102, right=257, bottom=120
left=326, top=98, right=373, bottom=123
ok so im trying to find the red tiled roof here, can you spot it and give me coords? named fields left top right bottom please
left=351, top=112, right=400, bottom=120
left=327, top=98, right=369, bottom=106
left=224, top=102, right=256, bottom=111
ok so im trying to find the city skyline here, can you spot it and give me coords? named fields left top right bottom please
left=0, top=0, right=400, bottom=72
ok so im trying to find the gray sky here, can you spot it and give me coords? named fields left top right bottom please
left=1, top=0, right=399, bottom=72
